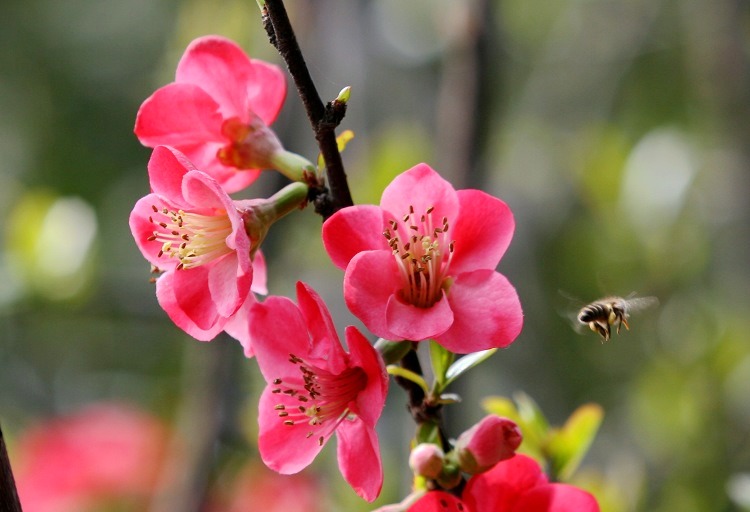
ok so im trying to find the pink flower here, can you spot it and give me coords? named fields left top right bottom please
left=249, top=282, right=388, bottom=502
left=408, top=455, right=600, bottom=512
left=322, top=163, right=523, bottom=353
left=455, top=415, right=522, bottom=474
left=208, top=462, right=328, bottom=512
left=129, top=145, right=267, bottom=349
left=135, top=35, right=287, bottom=193
left=13, top=403, right=171, bottom=512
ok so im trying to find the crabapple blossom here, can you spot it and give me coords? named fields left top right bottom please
left=249, top=282, right=388, bottom=502
left=407, top=454, right=600, bottom=512
left=322, top=163, right=523, bottom=353
left=129, top=145, right=307, bottom=350
left=135, top=36, right=310, bottom=193
left=454, top=415, right=522, bottom=475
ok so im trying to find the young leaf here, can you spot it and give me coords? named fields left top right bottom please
left=548, top=403, right=604, bottom=481
left=387, top=365, right=430, bottom=395
left=429, top=340, right=454, bottom=389
left=444, top=349, right=497, bottom=387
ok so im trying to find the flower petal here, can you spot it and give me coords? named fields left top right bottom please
left=207, top=254, right=249, bottom=318
left=450, top=189, right=515, bottom=274
left=346, top=326, right=388, bottom=426
left=296, top=282, right=346, bottom=371
left=249, top=296, right=314, bottom=381
left=250, top=250, right=268, bottom=295
left=380, top=163, right=459, bottom=228
left=129, top=195, right=179, bottom=270
left=171, top=265, right=221, bottom=331
left=154, top=271, right=225, bottom=340
left=408, top=491, right=467, bottom=512
left=134, top=83, right=223, bottom=148
left=147, top=146, right=197, bottom=207
left=177, top=36, right=278, bottom=122
left=463, top=455, right=547, bottom=511
left=385, top=292, right=454, bottom=342
left=322, top=205, right=389, bottom=269
left=223, top=292, right=257, bottom=357
left=246, top=58, right=287, bottom=125
left=336, top=418, right=383, bottom=502
left=437, top=270, right=523, bottom=353
left=343, top=250, right=402, bottom=340
left=511, top=483, right=600, bottom=512
left=258, top=386, right=325, bottom=474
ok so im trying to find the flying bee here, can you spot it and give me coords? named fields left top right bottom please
left=577, top=295, right=658, bottom=342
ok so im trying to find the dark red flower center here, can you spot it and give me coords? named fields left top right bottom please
left=271, top=354, right=367, bottom=446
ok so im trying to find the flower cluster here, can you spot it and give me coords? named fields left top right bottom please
left=127, top=31, right=601, bottom=509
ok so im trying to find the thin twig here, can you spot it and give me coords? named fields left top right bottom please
left=262, top=0, right=354, bottom=219
left=0, top=423, right=22, bottom=512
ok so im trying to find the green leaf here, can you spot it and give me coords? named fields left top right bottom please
left=429, top=340, right=454, bottom=389
left=548, top=403, right=604, bottom=481
left=444, top=349, right=497, bottom=387
left=317, top=130, right=355, bottom=170
left=387, top=365, right=430, bottom=395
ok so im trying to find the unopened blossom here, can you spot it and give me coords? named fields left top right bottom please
left=409, top=443, right=445, bottom=479
left=322, top=163, right=523, bottom=353
left=135, top=36, right=294, bottom=193
left=454, top=415, right=522, bottom=475
left=250, top=282, right=388, bottom=502
left=408, top=454, right=600, bottom=512
left=129, top=146, right=305, bottom=350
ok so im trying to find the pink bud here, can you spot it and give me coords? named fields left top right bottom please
left=409, top=443, right=445, bottom=479
left=455, top=416, right=522, bottom=474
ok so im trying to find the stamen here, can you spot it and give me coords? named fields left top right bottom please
left=147, top=205, right=234, bottom=270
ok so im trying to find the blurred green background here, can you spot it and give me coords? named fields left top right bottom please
left=1, top=0, right=749, bottom=510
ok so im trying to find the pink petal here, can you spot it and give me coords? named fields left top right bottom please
left=322, top=205, right=389, bottom=269
left=408, top=492, right=467, bottom=512
left=380, top=164, right=459, bottom=229
left=343, top=250, right=402, bottom=340
left=450, top=189, right=515, bottom=274
left=246, top=58, right=287, bottom=125
left=147, top=146, right=197, bottom=207
left=436, top=270, right=523, bottom=353
left=345, top=326, right=388, bottom=426
left=181, top=169, right=232, bottom=210
left=257, top=386, right=325, bottom=474
left=171, top=265, right=221, bottom=330
left=385, top=292, right=454, bottom=342
left=181, top=170, right=252, bottom=272
left=512, top=484, right=600, bottom=512
left=223, top=293, right=257, bottom=357
left=250, top=250, right=268, bottom=295
left=207, top=254, right=250, bottom=318
left=155, top=271, right=225, bottom=341
left=176, top=36, right=258, bottom=121
left=336, top=418, right=383, bottom=502
left=248, top=296, right=314, bottom=381
left=134, top=83, right=223, bottom=148
left=463, top=455, right=547, bottom=511
left=174, top=140, right=261, bottom=194
left=296, top=282, right=346, bottom=371
left=129, top=195, right=179, bottom=271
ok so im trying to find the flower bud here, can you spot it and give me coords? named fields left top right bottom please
left=409, top=443, right=445, bottom=479
left=455, top=415, right=522, bottom=475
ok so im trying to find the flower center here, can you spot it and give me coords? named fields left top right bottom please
left=217, top=117, right=255, bottom=169
left=271, top=354, right=367, bottom=446
left=147, top=205, right=233, bottom=270
left=383, top=205, right=455, bottom=308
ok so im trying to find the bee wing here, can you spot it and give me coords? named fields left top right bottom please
left=624, top=296, right=659, bottom=313
left=556, top=290, right=588, bottom=334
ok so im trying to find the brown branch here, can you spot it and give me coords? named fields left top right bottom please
left=0, top=423, right=22, bottom=512
left=262, top=0, right=353, bottom=219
